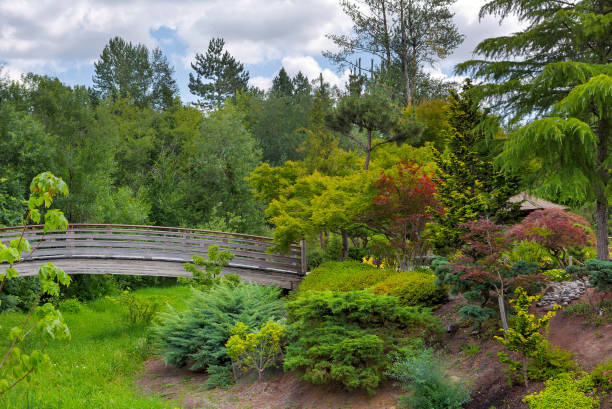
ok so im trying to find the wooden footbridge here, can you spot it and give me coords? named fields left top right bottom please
left=0, top=224, right=306, bottom=289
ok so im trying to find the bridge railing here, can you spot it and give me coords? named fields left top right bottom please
left=0, top=224, right=305, bottom=276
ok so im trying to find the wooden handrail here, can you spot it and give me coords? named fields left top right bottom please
left=0, top=224, right=306, bottom=277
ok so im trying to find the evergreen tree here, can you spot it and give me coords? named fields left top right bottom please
left=457, top=0, right=612, bottom=260
left=188, top=38, right=250, bottom=109
left=430, top=82, right=520, bottom=253
left=93, top=37, right=178, bottom=109
left=292, top=71, right=312, bottom=95
left=270, top=67, right=294, bottom=97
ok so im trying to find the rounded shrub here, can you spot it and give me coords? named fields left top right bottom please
left=370, top=270, right=447, bottom=307
left=522, top=372, right=598, bottom=409
left=298, top=261, right=395, bottom=292
left=59, top=298, right=82, bottom=314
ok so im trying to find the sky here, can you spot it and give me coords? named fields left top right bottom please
left=0, top=0, right=522, bottom=103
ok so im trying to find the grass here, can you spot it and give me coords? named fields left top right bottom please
left=0, top=285, right=192, bottom=409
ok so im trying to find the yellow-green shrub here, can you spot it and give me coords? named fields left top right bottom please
left=522, top=372, right=599, bottom=409
left=298, top=261, right=395, bottom=292
left=369, top=270, right=447, bottom=307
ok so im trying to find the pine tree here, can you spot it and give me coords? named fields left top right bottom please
left=270, top=67, right=294, bottom=97
left=430, top=82, right=520, bottom=253
left=457, top=0, right=612, bottom=260
left=188, top=38, right=250, bottom=109
left=292, top=71, right=311, bottom=95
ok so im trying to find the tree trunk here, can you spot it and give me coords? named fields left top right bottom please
left=399, top=0, right=411, bottom=105
left=522, top=357, right=529, bottom=387
left=596, top=118, right=610, bottom=260
left=364, top=130, right=372, bottom=170
left=498, top=292, right=509, bottom=333
left=380, top=0, right=391, bottom=68
left=341, top=230, right=349, bottom=260
left=320, top=232, right=325, bottom=250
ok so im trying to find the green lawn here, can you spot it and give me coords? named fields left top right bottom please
left=0, top=285, right=192, bottom=409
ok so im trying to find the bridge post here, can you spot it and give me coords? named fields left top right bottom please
left=300, top=236, right=307, bottom=276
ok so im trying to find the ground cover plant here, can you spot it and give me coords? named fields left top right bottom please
left=284, top=290, right=442, bottom=395
left=0, top=286, right=190, bottom=408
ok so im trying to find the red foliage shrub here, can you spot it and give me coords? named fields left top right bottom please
left=359, top=162, right=441, bottom=270
left=506, top=209, right=594, bottom=266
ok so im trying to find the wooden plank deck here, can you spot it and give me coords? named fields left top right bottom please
left=0, top=224, right=306, bottom=290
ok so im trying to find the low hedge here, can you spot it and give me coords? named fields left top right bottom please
left=298, top=261, right=396, bottom=292
left=370, top=270, right=448, bottom=307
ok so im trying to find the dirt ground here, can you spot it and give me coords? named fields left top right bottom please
left=137, top=291, right=611, bottom=409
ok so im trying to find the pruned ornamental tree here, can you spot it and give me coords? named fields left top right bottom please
left=440, top=219, right=533, bottom=332
left=326, top=86, right=421, bottom=170
left=457, top=0, right=612, bottom=260
left=507, top=209, right=593, bottom=267
left=359, top=161, right=440, bottom=269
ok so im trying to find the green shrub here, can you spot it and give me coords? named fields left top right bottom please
left=543, top=268, right=570, bottom=282
left=564, top=302, right=594, bottom=317
left=387, top=347, right=471, bottom=409
left=204, top=365, right=235, bottom=390
left=284, top=290, right=442, bottom=394
left=298, top=261, right=395, bottom=292
left=509, top=241, right=555, bottom=269
left=107, top=291, right=168, bottom=326
left=153, top=279, right=284, bottom=371
left=369, top=270, right=447, bottom=307
left=306, top=247, right=325, bottom=270
left=522, top=372, right=599, bottom=409
left=458, top=305, right=495, bottom=331
left=62, top=274, right=117, bottom=301
left=527, top=340, right=578, bottom=381
left=566, top=265, right=587, bottom=279
left=586, top=259, right=612, bottom=291
left=0, top=276, right=40, bottom=312
left=59, top=298, right=82, bottom=314
left=591, top=359, right=612, bottom=391
left=511, top=260, right=539, bottom=276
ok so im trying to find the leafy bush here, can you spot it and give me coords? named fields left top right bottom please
left=586, top=259, right=612, bottom=291
left=0, top=276, right=40, bottom=312
left=522, top=372, right=599, bottom=409
left=284, top=290, right=441, bottom=394
left=306, top=246, right=325, bottom=270
left=543, top=268, right=570, bottom=282
left=508, top=241, right=554, bottom=269
left=458, top=305, right=495, bottom=331
left=510, top=260, right=539, bottom=276
left=591, top=359, right=612, bottom=391
left=203, top=365, right=235, bottom=390
left=107, top=291, right=168, bottom=326
left=527, top=340, right=578, bottom=381
left=59, top=298, right=82, bottom=314
left=387, top=347, right=470, bottom=409
left=62, top=274, right=117, bottom=301
left=370, top=270, right=447, bottom=307
left=566, top=265, right=588, bottom=279
left=563, top=302, right=594, bottom=317
left=153, top=279, right=284, bottom=371
left=226, top=321, right=286, bottom=381
left=298, top=261, right=395, bottom=292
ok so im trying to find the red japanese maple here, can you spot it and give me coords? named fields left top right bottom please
left=506, top=209, right=593, bottom=266
left=359, top=162, right=440, bottom=270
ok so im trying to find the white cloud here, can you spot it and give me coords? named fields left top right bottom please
left=250, top=75, right=273, bottom=91
left=282, top=55, right=351, bottom=89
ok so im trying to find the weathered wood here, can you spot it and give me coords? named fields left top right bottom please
left=0, top=224, right=304, bottom=288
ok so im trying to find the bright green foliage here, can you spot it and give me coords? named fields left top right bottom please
left=369, top=270, right=448, bottom=307
left=106, top=291, right=169, bottom=327
left=586, top=259, right=612, bottom=291
left=183, top=245, right=235, bottom=287
left=386, top=347, right=471, bottom=409
left=543, top=269, right=570, bottom=282
left=152, top=279, right=284, bottom=371
left=0, top=172, right=71, bottom=397
left=430, top=82, right=520, bottom=253
left=298, top=261, right=395, bottom=293
left=284, top=290, right=441, bottom=394
left=591, top=359, right=612, bottom=391
left=226, top=321, right=286, bottom=382
left=59, top=298, right=82, bottom=314
left=522, top=372, right=599, bottom=409
left=526, top=340, right=578, bottom=382
left=495, top=287, right=559, bottom=387
left=508, top=241, right=555, bottom=270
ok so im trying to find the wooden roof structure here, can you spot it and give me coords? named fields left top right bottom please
left=508, top=192, right=568, bottom=212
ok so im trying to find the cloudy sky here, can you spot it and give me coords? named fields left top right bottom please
left=0, top=0, right=521, bottom=102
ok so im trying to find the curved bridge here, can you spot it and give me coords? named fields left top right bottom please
left=0, top=224, right=306, bottom=289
